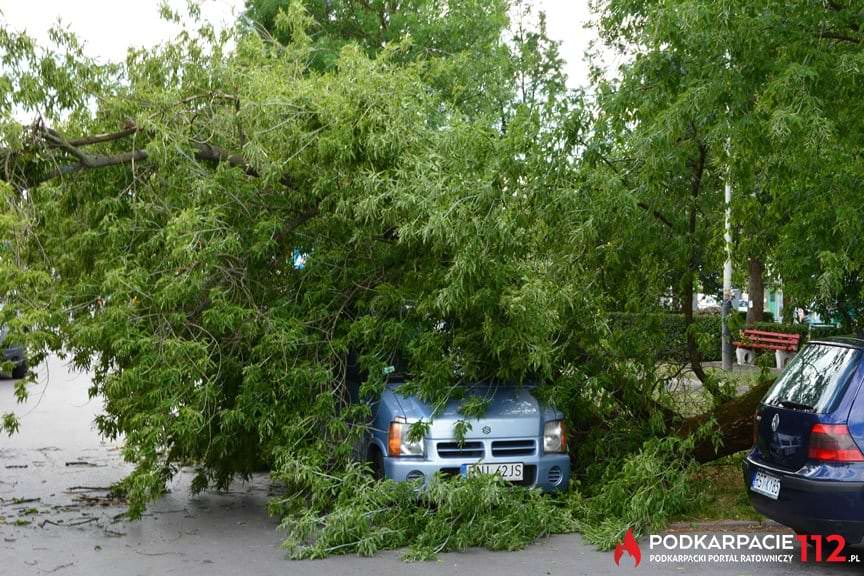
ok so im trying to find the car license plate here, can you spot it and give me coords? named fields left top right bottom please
left=461, top=462, right=524, bottom=481
left=751, top=470, right=781, bottom=500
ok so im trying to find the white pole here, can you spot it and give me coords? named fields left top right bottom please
left=721, top=46, right=735, bottom=371
left=721, top=163, right=733, bottom=371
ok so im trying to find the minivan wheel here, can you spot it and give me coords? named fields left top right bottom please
left=368, top=446, right=384, bottom=480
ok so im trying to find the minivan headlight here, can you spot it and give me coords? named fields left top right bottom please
left=388, top=421, right=425, bottom=457
left=544, top=420, right=567, bottom=453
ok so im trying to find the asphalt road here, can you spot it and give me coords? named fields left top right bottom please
left=0, top=356, right=856, bottom=575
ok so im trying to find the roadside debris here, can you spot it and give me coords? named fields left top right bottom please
left=1, top=497, right=40, bottom=506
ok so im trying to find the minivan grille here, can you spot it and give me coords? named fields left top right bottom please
left=437, top=441, right=484, bottom=458
left=491, top=439, right=536, bottom=457
left=547, top=466, right=562, bottom=486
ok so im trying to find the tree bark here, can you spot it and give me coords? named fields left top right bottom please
left=684, top=141, right=708, bottom=385
left=3, top=120, right=296, bottom=191
left=746, top=258, right=765, bottom=323
left=683, top=269, right=709, bottom=384
left=677, top=377, right=773, bottom=463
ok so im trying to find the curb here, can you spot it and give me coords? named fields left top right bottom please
left=666, top=519, right=787, bottom=533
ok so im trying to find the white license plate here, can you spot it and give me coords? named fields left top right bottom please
left=461, top=462, right=524, bottom=481
left=751, top=470, right=781, bottom=500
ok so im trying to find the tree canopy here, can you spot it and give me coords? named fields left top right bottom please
left=2, top=0, right=864, bottom=557
left=590, top=0, right=864, bottom=330
left=0, top=1, right=601, bottom=516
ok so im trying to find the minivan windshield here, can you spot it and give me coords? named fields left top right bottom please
left=763, top=344, right=861, bottom=413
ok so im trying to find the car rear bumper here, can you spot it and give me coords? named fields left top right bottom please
left=384, top=452, right=570, bottom=492
left=743, top=454, right=864, bottom=541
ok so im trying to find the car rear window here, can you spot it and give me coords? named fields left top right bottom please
left=763, top=344, right=861, bottom=413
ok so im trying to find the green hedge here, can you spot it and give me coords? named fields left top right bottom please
left=608, top=313, right=845, bottom=364
left=744, top=321, right=808, bottom=337
left=694, top=314, right=722, bottom=361
left=608, top=313, right=723, bottom=362
left=810, top=325, right=848, bottom=340
left=742, top=321, right=848, bottom=341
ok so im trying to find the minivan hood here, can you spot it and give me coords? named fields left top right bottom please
left=389, top=385, right=558, bottom=439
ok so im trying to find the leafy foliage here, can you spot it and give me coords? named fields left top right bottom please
left=0, top=1, right=602, bottom=525
left=576, top=436, right=700, bottom=550
left=273, top=464, right=575, bottom=560
left=609, top=312, right=727, bottom=363
left=5, top=0, right=860, bottom=559
left=591, top=0, right=864, bottom=331
left=244, top=0, right=513, bottom=117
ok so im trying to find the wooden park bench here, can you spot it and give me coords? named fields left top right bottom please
left=734, top=329, right=801, bottom=368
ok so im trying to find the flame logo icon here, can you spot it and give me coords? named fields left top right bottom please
left=613, top=528, right=641, bottom=567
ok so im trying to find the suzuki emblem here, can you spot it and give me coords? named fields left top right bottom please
left=481, top=425, right=491, bottom=435
left=771, top=413, right=780, bottom=432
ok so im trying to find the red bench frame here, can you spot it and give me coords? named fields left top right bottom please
left=734, top=329, right=801, bottom=352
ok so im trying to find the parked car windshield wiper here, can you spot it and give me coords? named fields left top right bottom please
left=775, top=399, right=815, bottom=412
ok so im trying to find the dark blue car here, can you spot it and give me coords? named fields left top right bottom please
left=744, top=337, right=864, bottom=541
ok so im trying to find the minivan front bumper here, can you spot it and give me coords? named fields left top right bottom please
left=384, top=440, right=570, bottom=492
left=743, top=454, right=864, bottom=541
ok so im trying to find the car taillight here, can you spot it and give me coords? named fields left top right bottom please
left=808, top=423, right=864, bottom=462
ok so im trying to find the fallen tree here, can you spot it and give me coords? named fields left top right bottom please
left=0, top=4, right=605, bottom=518
left=0, top=2, right=793, bottom=559
left=678, top=378, right=773, bottom=463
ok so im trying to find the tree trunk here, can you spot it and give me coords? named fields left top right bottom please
left=677, top=377, right=773, bottom=463
left=683, top=271, right=709, bottom=384
left=571, top=378, right=774, bottom=466
left=684, top=141, right=708, bottom=385
left=746, top=258, right=765, bottom=323
left=837, top=300, right=855, bottom=332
